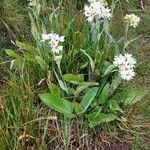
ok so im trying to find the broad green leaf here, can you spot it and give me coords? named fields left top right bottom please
left=122, top=89, right=148, bottom=106
left=16, top=41, right=35, bottom=53
left=74, top=103, right=83, bottom=113
left=110, top=76, right=121, bottom=95
left=63, top=74, right=84, bottom=84
left=80, top=49, right=95, bottom=73
left=95, top=51, right=102, bottom=64
left=36, top=56, right=48, bottom=71
left=74, top=82, right=99, bottom=96
left=87, top=112, right=116, bottom=127
left=48, top=83, right=63, bottom=99
left=29, top=12, right=40, bottom=41
left=103, top=64, right=116, bottom=77
left=98, top=83, right=110, bottom=103
left=80, top=82, right=99, bottom=86
left=80, top=87, right=99, bottom=112
left=5, top=49, right=21, bottom=60
left=58, top=80, right=68, bottom=94
left=39, top=93, right=74, bottom=117
left=111, top=88, right=148, bottom=106
left=61, top=98, right=74, bottom=115
left=109, top=100, right=123, bottom=113
left=74, top=85, right=89, bottom=97
left=54, top=70, right=68, bottom=94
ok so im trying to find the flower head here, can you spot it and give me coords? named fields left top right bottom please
left=124, top=14, right=140, bottom=28
left=41, top=33, right=65, bottom=55
left=84, top=0, right=112, bottom=23
left=113, top=53, right=136, bottom=81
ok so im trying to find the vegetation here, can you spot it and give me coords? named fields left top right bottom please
left=0, top=0, right=149, bottom=149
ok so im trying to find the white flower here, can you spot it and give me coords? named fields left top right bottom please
left=59, top=36, right=65, bottom=42
left=113, top=54, right=126, bottom=66
left=41, top=33, right=65, bottom=55
left=124, top=53, right=136, bottom=66
left=51, top=45, right=63, bottom=54
left=113, top=53, right=136, bottom=81
left=124, top=14, right=140, bottom=28
left=41, top=34, right=51, bottom=42
left=84, top=5, right=96, bottom=22
left=119, top=67, right=135, bottom=81
left=84, top=0, right=112, bottom=23
left=101, top=7, right=112, bottom=19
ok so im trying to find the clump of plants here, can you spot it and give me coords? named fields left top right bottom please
left=6, top=0, right=147, bottom=136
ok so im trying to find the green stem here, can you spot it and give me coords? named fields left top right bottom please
left=125, top=24, right=129, bottom=42
left=63, top=116, right=71, bottom=146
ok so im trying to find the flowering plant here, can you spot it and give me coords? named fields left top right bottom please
left=6, top=1, right=146, bottom=129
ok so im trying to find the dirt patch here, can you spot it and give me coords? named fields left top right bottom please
left=103, top=139, right=131, bottom=150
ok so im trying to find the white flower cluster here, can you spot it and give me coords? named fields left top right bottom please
left=124, top=14, right=140, bottom=28
left=41, top=33, right=65, bottom=55
left=113, top=53, right=136, bottom=81
left=84, top=0, right=112, bottom=23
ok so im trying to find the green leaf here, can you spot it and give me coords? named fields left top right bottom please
left=5, top=49, right=21, bottom=60
left=59, top=80, right=68, bottom=94
left=74, top=103, right=83, bottom=113
left=61, top=98, right=74, bottom=115
left=74, top=85, right=89, bottom=97
left=74, top=82, right=99, bottom=96
left=80, top=87, right=99, bottom=112
left=111, top=88, right=148, bottom=106
left=63, top=74, right=84, bottom=84
left=109, top=100, right=123, bottom=113
left=123, top=89, right=148, bottom=106
left=98, top=83, right=110, bottom=103
left=48, top=83, right=63, bottom=99
left=36, top=56, right=48, bottom=71
left=80, top=49, right=95, bottom=73
left=29, top=12, right=40, bottom=41
left=110, top=76, right=121, bottom=95
left=103, top=64, right=116, bottom=77
left=16, top=41, right=35, bottom=52
left=54, top=70, right=68, bottom=94
left=87, top=112, right=116, bottom=127
left=39, top=93, right=74, bottom=118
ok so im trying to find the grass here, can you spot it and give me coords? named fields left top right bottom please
left=0, top=0, right=150, bottom=149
